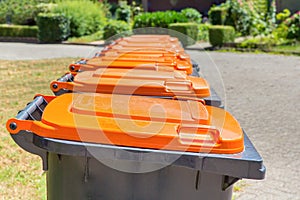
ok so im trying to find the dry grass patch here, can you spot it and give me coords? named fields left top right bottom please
left=0, top=58, right=76, bottom=199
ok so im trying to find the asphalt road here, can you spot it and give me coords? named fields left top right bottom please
left=1, top=42, right=299, bottom=199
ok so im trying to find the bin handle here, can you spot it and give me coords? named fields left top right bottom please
left=16, top=96, right=47, bottom=121
left=56, top=73, right=74, bottom=83
left=165, top=80, right=192, bottom=93
left=69, top=63, right=81, bottom=72
left=50, top=73, right=79, bottom=94
left=6, top=95, right=51, bottom=170
left=172, top=96, right=205, bottom=105
left=6, top=95, right=50, bottom=134
left=177, top=124, right=221, bottom=145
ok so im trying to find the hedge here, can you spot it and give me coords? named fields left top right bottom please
left=103, top=20, right=131, bottom=40
left=208, top=25, right=235, bottom=47
left=168, top=23, right=199, bottom=47
left=0, top=0, right=54, bottom=25
left=181, top=8, right=202, bottom=23
left=133, top=11, right=188, bottom=28
left=0, top=24, right=38, bottom=37
left=52, top=0, right=107, bottom=37
left=198, top=24, right=211, bottom=41
left=115, top=1, right=131, bottom=23
left=36, top=13, right=70, bottom=43
left=208, top=6, right=228, bottom=25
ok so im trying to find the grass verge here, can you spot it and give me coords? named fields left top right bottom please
left=216, top=42, right=300, bottom=56
left=67, top=31, right=103, bottom=44
left=0, top=58, right=76, bottom=199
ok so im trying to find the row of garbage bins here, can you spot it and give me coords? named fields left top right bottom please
left=6, top=34, right=265, bottom=200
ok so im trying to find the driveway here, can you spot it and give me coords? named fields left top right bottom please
left=1, top=42, right=299, bottom=199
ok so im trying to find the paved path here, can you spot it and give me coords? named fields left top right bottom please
left=1, top=42, right=299, bottom=199
left=0, top=42, right=102, bottom=60
left=188, top=51, right=300, bottom=200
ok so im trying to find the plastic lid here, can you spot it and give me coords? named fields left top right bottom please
left=69, top=59, right=193, bottom=74
left=8, top=93, right=244, bottom=154
left=51, top=69, right=210, bottom=97
left=101, top=48, right=185, bottom=54
left=110, top=41, right=182, bottom=48
left=98, top=50, right=191, bottom=61
left=99, top=51, right=190, bottom=60
left=86, top=56, right=191, bottom=66
left=115, top=36, right=179, bottom=43
left=105, top=45, right=185, bottom=53
left=129, top=35, right=176, bottom=39
left=130, top=34, right=171, bottom=38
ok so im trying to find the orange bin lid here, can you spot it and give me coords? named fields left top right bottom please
left=130, top=34, right=172, bottom=37
left=100, top=47, right=186, bottom=54
left=109, top=41, right=182, bottom=48
left=7, top=93, right=244, bottom=154
left=98, top=50, right=190, bottom=60
left=104, top=44, right=185, bottom=53
left=114, top=36, right=179, bottom=43
left=127, top=34, right=177, bottom=39
left=88, top=55, right=190, bottom=64
left=51, top=68, right=210, bottom=97
left=69, top=57, right=193, bottom=74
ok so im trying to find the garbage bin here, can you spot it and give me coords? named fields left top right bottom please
left=6, top=93, right=265, bottom=200
left=112, top=35, right=180, bottom=44
left=108, top=35, right=182, bottom=48
left=54, top=65, right=221, bottom=107
left=69, top=55, right=193, bottom=74
left=97, top=47, right=186, bottom=57
left=50, top=68, right=210, bottom=98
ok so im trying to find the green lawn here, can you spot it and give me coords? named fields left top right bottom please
left=271, top=43, right=300, bottom=54
left=0, top=58, right=76, bottom=199
left=67, top=31, right=103, bottom=44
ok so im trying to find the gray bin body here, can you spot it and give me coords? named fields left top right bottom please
left=28, top=132, right=263, bottom=200
left=47, top=153, right=232, bottom=200
left=12, top=128, right=264, bottom=200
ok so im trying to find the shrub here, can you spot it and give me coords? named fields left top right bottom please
left=276, top=9, right=291, bottom=22
left=208, top=25, right=235, bottom=47
left=224, top=0, right=252, bottom=36
left=130, top=1, right=143, bottom=20
left=237, top=35, right=292, bottom=49
left=52, top=0, right=107, bottom=37
left=103, top=20, right=131, bottom=40
left=133, top=11, right=188, bottom=28
left=115, top=1, right=131, bottom=23
left=168, top=23, right=198, bottom=46
left=0, top=0, right=51, bottom=25
left=0, top=24, right=38, bottom=37
left=35, top=3, right=57, bottom=15
left=272, top=23, right=289, bottom=40
left=181, top=8, right=202, bottom=23
left=36, top=13, right=70, bottom=43
left=198, top=23, right=211, bottom=41
left=208, top=6, right=228, bottom=25
left=208, top=0, right=276, bottom=36
left=285, top=11, right=300, bottom=40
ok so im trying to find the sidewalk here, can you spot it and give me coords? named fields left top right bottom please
left=0, top=42, right=102, bottom=60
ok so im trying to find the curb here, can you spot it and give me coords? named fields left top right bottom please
left=62, top=41, right=105, bottom=47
